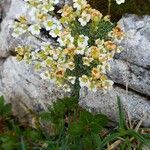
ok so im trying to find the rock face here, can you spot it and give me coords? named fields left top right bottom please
left=1, top=57, right=68, bottom=116
left=0, top=0, right=150, bottom=126
left=79, top=87, right=150, bottom=126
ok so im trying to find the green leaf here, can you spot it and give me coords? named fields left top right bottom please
left=0, top=135, right=17, bottom=150
left=40, top=112, right=51, bottom=122
left=90, top=122, right=103, bottom=134
left=94, top=114, right=108, bottom=127
left=24, top=128, right=43, bottom=141
left=20, top=136, right=26, bottom=150
left=63, top=97, right=78, bottom=111
left=126, top=129, right=150, bottom=147
left=92, top=134, right=102, bottom=149
left=79, top=111, right=94, bottom=124
left=11, top=120, right=22, bottom=136
left=100, top=132, right=121, bottom=149
left=83, top=136, right=93, bottom=150
left=68, top=122, right=83, bottom=137
left=120, top=138, right=131, bottom=150
left=0, top=96, right=5, bottom=112
left=52, top=100, right=66, bottom=117
left=117, top=96, right=126, bottom=130
left=143, top=133, right=150, bottom=140
left=2, top=103, right=12, bottom=118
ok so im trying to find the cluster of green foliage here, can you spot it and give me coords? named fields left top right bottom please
left=67, top=20, right=115, bottom=96
left=0, top=96, right=150, bottom=150
left=90, top=0, right=150, bottom=21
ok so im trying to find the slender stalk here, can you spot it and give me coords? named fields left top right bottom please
left=108, top=0, right=112, bottom=15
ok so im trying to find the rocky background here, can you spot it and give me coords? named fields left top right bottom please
left=0, top=0, right=150, bottom=126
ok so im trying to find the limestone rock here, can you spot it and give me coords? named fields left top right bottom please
left=79, top=87, right=150, bottom=126
left=0, top=0, right=34, bottom=58
left=117, top=14, right=150, bottom=69
left=108, top=59, right=150, bottom=96
left=105, top=14, right=150, bottom=96
left=0, top=56, right=69, bottom=117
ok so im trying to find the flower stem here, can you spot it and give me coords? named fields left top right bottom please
left=108, top=0, right=112, bottom=15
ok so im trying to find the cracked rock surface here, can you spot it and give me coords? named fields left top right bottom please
left=0, top=0, right=150, bottom=126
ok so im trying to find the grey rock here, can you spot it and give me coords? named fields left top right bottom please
left=57, top=0, right=73, bottom=7
left=108, top=59, right=150, bottom=96
left=0, top=56, right=69, bottom=117
left=117, top=14, right=150, bottom=69
left=0, top=0, right=11, bottom=21
left=0, top=0, right=29, bottom=57
left=79, top=86, right=150, bottom=126
left=104, top=14, right=150, bottom=96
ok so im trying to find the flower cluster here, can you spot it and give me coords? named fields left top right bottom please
left=12, top=0, right=124, bottom=93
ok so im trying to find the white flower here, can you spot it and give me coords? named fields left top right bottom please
left=89, top=85, right=97, bottom=92
left=73, top=0, right=87, bottom=10
left=78, top=34, right=89, bottom=48
left=11, top=21, right=28, bottom=37
left=82, top=57, right=93, bottom=66
left=78, top=12, right=91, bottom=26
left=42, top=3, right=54, bottom=13
left=28, top=24, right=41, bottom=35
left=63, top=84, right=71, bottom=92
left=116, top=46, right=123, bottom=53
left=102, top=80, right=114, bottom=90
left=79, top=75, right=91, bottom=88
left=12, top=28, right=26, bottom=37
left=68, top=76, right=76, bottom=84
left=40, top=71, right=49, bottom=80
left=66, top=62, right=75, bottom=70
left=49, top=25, right=62, bottom=38
left=57, top=34, right=74, bottom=47
left=73, top=2, right=82, bottom=10
left=49, top=48, right=60, bottom=60
left=75, top=47, right=85, bottom=55
left=41, top=42, right=52, bottom=54
left=95, top=39, right=104, bottom=49
left=43, top=20, right=55, bottom=31
left=43, top=18, right=59, bottom=31
left=52, top=0, right=59, bottom=5
left=115, top=0, right=125, bottom=5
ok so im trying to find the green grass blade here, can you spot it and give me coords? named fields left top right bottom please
left=100, top=132, right=121, bottom=149
left=20, top=136, right=26, bottom=150
left=117, top=96, right=126, bottom=130
left=127, top=129, right=150, bottom=148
